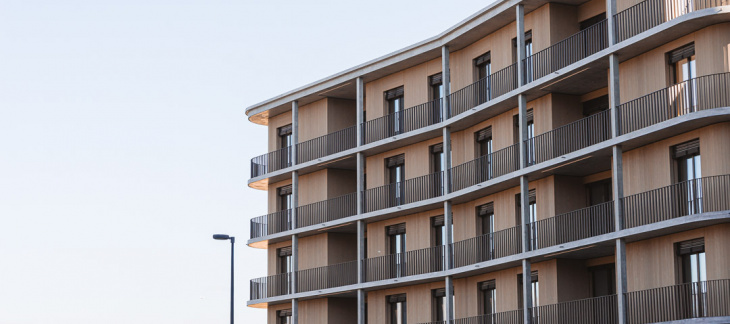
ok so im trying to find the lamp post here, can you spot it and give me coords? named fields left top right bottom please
left=213, top=234, right=235, bottom=324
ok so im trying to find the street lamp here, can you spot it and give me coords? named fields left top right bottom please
left=213, top=234, right=235, bottom=324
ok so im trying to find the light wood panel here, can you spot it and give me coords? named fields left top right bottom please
left=268, top=178, right=293, bottom=213
left=367, top=281, right=445, bottom=324
left=268, top=111, right=293, bottom=152
left=578, top=0, right=607, bottom=21
left=619, top=23, right=730, bottom=102
left=626, top=224, right=730, bottom=291
left=327, top=298, right=358, bottom=324
left=326, top=98, right=357, bottom=132
left=364, top=58, right=442, bottom=121
left=553, top=175, right=588, bottom=214
left=550, top=93, right=583, bottom=130
left=450, top=108, right=518, bottom=166
left=299, top=298, right=328, bottom=324
left=365, top=136, right=443, bottom=188
left=622, top=123, right=730, bottom=195
left=298, top=170, right=328, bottom=206
left=298, top=99, right=328, bottom=142
left=326, top=169, right=357, bottom=198
left=327, top=233, right=358, bottom=264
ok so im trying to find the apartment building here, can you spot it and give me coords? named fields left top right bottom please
left=244, top=0, right=730, bottom=322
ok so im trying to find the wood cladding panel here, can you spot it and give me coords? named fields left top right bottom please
left=267, top=178, right=293, bottom=213
left=619, top=24, right=730, bottom=102
left=578, top=0, right=607, bottom=22
left=367, top=281, right=445, bottom=324
left=364, top=58, right=442, bottom=121
left=326, top=98, right=356, bottom=133
left=327, top=233, right=357, bottom=264
left=299, top=298, right=328, bottom=324
left=268, top=111, right=293, bottom=152
left=298, top=99, right=328, bottom=142
left=626, top=224, right=730, bottom=292
left=450, top=108, right=518, bottom=166
left=365, top=136, right=443, bottom=189
left=366, top=208, right=445, bottom=257
left=622, top=123, right=730, bottom=195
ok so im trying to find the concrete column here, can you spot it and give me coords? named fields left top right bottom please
left=444, top=200, right=453, bottom=269
left=616, top=238, right=628, bottom=324
left=356, top=152, right=365, bottom=215
left=520, top=176, right=530, bottom=253
left=357, top=289, right=366, bottom=324
left=609, top=55, right=621, bottom=138
left=606, top=0, right=618, bottom=46
left=291, top=171, right=299, bottom=295
left=292, top=298, right=299, bottom=324
left=292, top=100, right=299, bottom=165
left=442, top=127, right=452, bottom=195
left=518, top=94, right=528, bottom=169
left=522, top=259, right=533, bottom=324
left=292, top=171, right=299, bottom=229
left=356, top=77, right=365, bottom=146
left=357, top=219, right=366, bottom=283
left=445, top=275, right=455, bottom=322
left=441, top=45, right=451, bottom=119
left=516, top=4, right=526, bottom=87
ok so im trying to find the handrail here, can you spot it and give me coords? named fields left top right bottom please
left=296, top=192, right=357, bottom=228
left=363, top=171, right=444, bottom=213
left=250, top=209, right=292, bottom=239
left=524, top=19, right=608, bottom=82
left=618, top=73, right=730, bottom=135
left=296, top=260, right=358, bottom=293
left=449, top=143, right=520, bottom=192
left=526, top=109, right=611, bottom=166
left=529, top=201, right=615, bottom=250
left=451, top=225, right=522, bottom=268
left=364, top=244, right=448, bottom=282
left=362, top=98, right=443, bottom=144
left=448, top=63, right=518, bottom=118
left=626, top=279, right=730, bottom=323
left=296, top=125, right=357, bottom=164
left=622, top=174, right=730, bottom=228
left=250, top=146, right=292, bottom=178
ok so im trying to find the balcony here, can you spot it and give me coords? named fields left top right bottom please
left=363, top=98, right=443, bottom=144
left=449, top=144, right=520, bottom=192
left=249, top=174, right=729, bottom=302
left=363, top=171, right=444, bottom=213
left=625, top=279, right=730, bottom=323
left=525, top=109, right=611, bottom=166
left=296, top=125, right=357, bottom=164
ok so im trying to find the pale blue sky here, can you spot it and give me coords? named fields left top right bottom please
left=0, top=0, right=490, bottom=322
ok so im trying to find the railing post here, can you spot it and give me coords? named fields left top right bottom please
left=441, top=45, right=451, bottom=119
left=356, top=77, right=364, bottom=146
left=516, top=4, right=526, bottom=87
left=445, top=275, right=455, bottom=323
left=292, top=100, right=299, bottom=165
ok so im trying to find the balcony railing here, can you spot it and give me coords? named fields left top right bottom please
left=250, top=209, right=292, bottom=239
left=626, top=279, right=730, bottom=323
left=250, top=146, right=292, bottom=178
left=296, top=260, right=358, bottom=293
left=526, top=109, right=611, bottom=166
left=364, top=245, right=447, bottom=282
left=363, top=171, right=444, bottom=213
left=524, top=19, right=609, bottom=82
left=450, top=143, right=520, bottom=192
left=449, top=64, right=519, bottom=118
left=296, top=126, right=357, bottom=164
left=418, top=309, right=524, bottom=324
left=296, top=192, right=357, bottom=228
left=530, top=201, right=615, bottom=250
left=622, top=174, right=730, bottom=228
left=531, top=294, right=618, bottom=324
left=250, top=272, right=292, bottom=300
left=614, top=0, right=729, bottom=43
left=363, top=98, right=442, bottom=144
left=618, top=73, right=730, bottom=135
left=452, top=225, right=522, bottom=268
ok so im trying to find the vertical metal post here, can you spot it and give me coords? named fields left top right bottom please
left=357, top=289, right=366, bottom=324
left=606, top=0, right=618, bottom=46
left=441, top=45, right=451, bottom=119
left=518, top=95, right=528, bottom=169
left=444, top=200, right=453, bottom=270
left=609, top=55, right=621, bottom=138
left=442, top=127, right=452, bottom=195
left=445, top=275, right=455, bottom=322
left=522, top=259, right=533, bottom=324
left=356, top=77, right=365, bottom=146
left=292, top=298, right=299, bottom=324
left=357, top=152, right=365, bottom=215
left=357, top=220, right=366, bottom=283
left=292, top=100, right=299, bottom=165
left=291, top=234, right=298, bottom=294
left=230, top=237, right=235, bottom=324
left=516, top=5, right=526, bottom=87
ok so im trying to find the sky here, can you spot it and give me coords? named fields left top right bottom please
left=0, top=0, right=491, bottom=323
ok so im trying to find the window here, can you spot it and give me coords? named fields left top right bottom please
left=677, top=238, right=707, bottom=317
left=277, top=247, right=293, bottom=295
left=513, top=110, right=534, bottom=165
left=277, top=185, right=293, bottom=231
left=586, top=179, right=612, bottom=206
left=589, top=264, right=616, bottom=297
left=386, top=154, right=406, bottom=206
left=479, top=280, right=497, bottom=316
left=432, top=288, right=446, bottom=321
left=475, top=52, right=492, bottom=103
left=430, top=73, right=444, bottom=123
left=580, top=13, right=606, bottom=30
left=277, top=309, right=292, bottom=324
left=518, top=271, right=539, bottom=309
left=431, top=143, right=445, bottom=173
left=278, top=124, right=293, bottom=167
left=432, top=215, right=449, bottom=271
left=668, top=43, right=697, bottom=113
left=673, top=139, right=702, bottom=214
left=385, top=86, right=405, bottom=135
left=387, top=223, right=406, bottom=277
left=513, top=31, right=533, bottom=82
left=388, top=294, right=407, bottom=324
left=475, top=127, right=493, bottom=182
left=516, top=190, right=537, bottom=250
left=477, top=202, right=495, bottom=261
